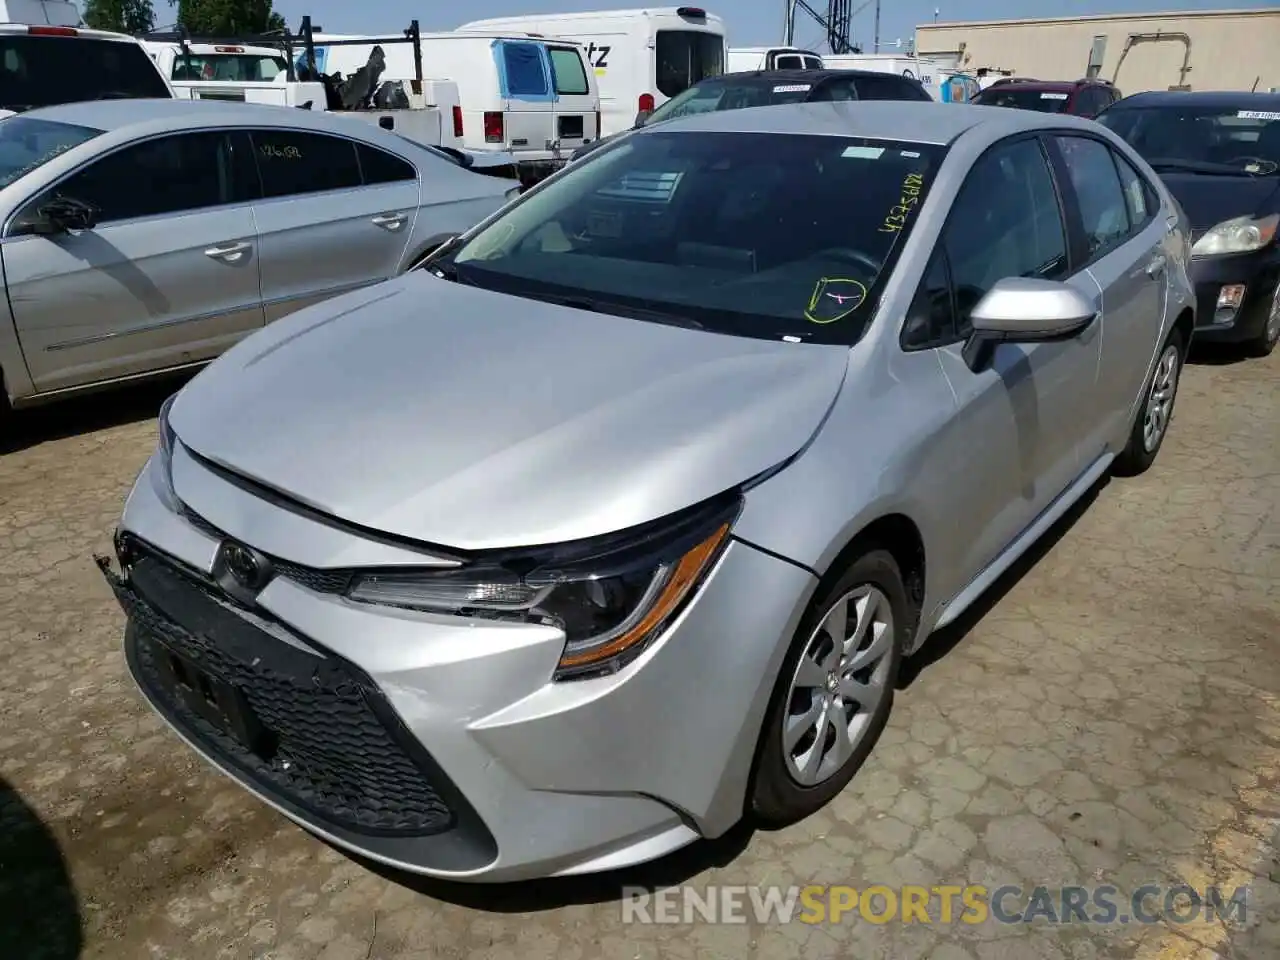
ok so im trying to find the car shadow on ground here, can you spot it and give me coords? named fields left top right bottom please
left=1186, top=341, right=1254, bottom=367
left=0, top=776, right=82, bottom=960
left=0, top=371, right=195, bottom=455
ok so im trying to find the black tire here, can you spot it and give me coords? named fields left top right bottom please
left=749, top=548, right=909, bottom=826
left=1113, top=327, right=1184, bottom=477
left=1243, top=282, right=1280, bottom=358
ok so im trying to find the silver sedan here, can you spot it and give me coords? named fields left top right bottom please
left=103, top=100, right=1195, bottom=882
left=0, top=99, right=515, bottom=410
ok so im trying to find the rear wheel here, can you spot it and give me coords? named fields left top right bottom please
left=1244, top=280, right=1280, bottom=358
left=749, top=549, right=908, bottom=825
left=1114, top=328, right=1183, bottom=476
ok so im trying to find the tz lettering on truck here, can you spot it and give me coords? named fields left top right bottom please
left=585, top=41, right=611, bottom=72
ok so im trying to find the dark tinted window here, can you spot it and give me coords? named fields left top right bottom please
left=655, top=30, right=725, bottom=98
left=974, top=85, right=1070, bottom=112
left=357, top=143, right=415, bottom=184
left=252, top=130, right=361, bottom=197
left=645, top=78, right=810, bottom=124
left=34, top=132, right=245, bottom=223
left=1097, top=104, right=1280, bottom=176
left=0, top=117, right=102, bottom=188
left=854, top=74, right=933, bottom=101
left=501, top=42, right=549, bottom=97
left=0, top=36, right=170, bottom=111
left=548, top=47, right=589, bottom=95
left=945, top=138, right=1068, bottom=334
left=902, top=250, right=955, bottom=348
left=1074, top=87, right=1109, bottom=116
left=1055, top=136, right=1131, bottom=256
left=449, top=131, right=942, bottom=346
left=811, top=79, right=858, bottom=102
left=773, top=55, right=804, bottom=69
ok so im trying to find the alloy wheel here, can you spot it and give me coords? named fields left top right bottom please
left=1265, top=283, right=1280, bottom=347
left=1142, top=343, right=1180, bottom=453
left=782, top=585, right=895, bottom=787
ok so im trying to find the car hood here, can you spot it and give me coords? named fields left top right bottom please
left=1159, top=172, right=1280, bottom=231
left=170, top=273, right=850, bottom=551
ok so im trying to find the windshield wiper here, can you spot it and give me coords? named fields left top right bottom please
left=527, top=292, right=705, bottom=329
left=1147, top=158, right=1258, bottom=177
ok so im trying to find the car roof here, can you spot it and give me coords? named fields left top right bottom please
left=647, top=99, right=1104, bottom=146
left=16, top=98, right=375, bottom=136
left=1110, top=89, right=1280, bottom=110
left=712, top=68, right=920, bottom=85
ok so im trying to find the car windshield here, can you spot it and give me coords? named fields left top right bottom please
left=0, top=36, right=171, bottom=111
left=655, top=30, right=725, bottom=99
left=647, top=77, right=812, bottom=124
left=974, top=86, right=1070, bottom=112
left=443, top=130, right=942, bottom=345
left=0, top=116, right=103, bottom=188
left=1098, top=104, right=1280, bottom=176
left=171, top=53, right=288, bottom=82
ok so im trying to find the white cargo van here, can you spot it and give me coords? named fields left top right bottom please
left=306, top=32, right=600, bottom=166
left=823, top=53, right=941, bottom=100
left=457, top=7, right=727, bottom=137
left=727, top=46, right=823, bottom=72
left=0, top=0, right=79, bottom=26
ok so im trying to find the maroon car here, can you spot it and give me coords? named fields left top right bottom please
left=972, top=78, right=1122, bottom=119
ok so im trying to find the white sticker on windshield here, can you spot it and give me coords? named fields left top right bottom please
left=1238, top=110, right=1280, bottom=120
left=773, top=83, right=812, bottom=93
left=841, top=145, right=885, bottom=159
left=1040, top=92, right=1069, bottom=99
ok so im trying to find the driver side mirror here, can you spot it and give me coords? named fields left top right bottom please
left=26, top=195, right=99, bottom=236
left=633, top=109, right=652, bottom=128
left=961, top=277, right=1097, bottom=372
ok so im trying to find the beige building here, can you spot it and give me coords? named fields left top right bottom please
left=915, top=8, right=1280, bottom=95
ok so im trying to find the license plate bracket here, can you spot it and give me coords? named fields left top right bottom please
left=150, top=636, right=275, bottom=759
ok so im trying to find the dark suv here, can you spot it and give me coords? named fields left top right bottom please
left=570, top=68, right=933, bottom=162
left=972, top=78, right=1121, bottom=118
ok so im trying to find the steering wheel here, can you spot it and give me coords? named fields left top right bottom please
left=814, top=247, right=881, bottom=275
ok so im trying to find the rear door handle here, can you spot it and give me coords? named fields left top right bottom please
left=371, top=213, right=407, bottom=231
left=204, top=241, right=252, bottom=262
left=1146, top=255, right=1166, bottom=278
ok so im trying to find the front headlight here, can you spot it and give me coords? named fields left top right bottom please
left=1191, top=213, right=1279, bottom=257
left=150, top=392, right=181, bottom=511
left=347, top=494, right=740, bottom=680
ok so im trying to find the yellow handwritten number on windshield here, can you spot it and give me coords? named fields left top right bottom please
left=259, top=144, right=302, bottom=160
left=880, top=172, right=924, bottom=233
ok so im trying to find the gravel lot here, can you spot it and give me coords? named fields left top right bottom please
left=1, top=346, right=1276, bottom=960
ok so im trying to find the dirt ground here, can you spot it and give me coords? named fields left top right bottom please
left=0, top=345, right=1276, bottom=960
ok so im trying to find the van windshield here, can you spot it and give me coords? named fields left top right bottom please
left=444, top=130, right=943, bottom=346
left=0, top=117, right=103, bottom=188
left=171, top=53, right=288, bottom=82
left=0, top=36, right=171, bottom=111
left=655, top=30, right=724, bottom=99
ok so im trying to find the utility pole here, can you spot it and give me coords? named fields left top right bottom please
left=873, top=0, right=880, bottom=52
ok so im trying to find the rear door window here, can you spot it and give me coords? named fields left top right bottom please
left=854, top=74, right=932, bottom=101
left=500, top=42, right=550, bottom=98
left=0, top=36, right=170, bottom=111
left=548, top=47, right=589, bottom=95
left=251, top=130, right=362, bottom=198
left=655, top=31, right=725, bottom=98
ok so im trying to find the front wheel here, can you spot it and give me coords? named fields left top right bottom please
left=1245, top=281, right=1280, bottom=358
left=1114, top=328, right=1183, bottom=477
left=749, top=549, right=908, bottom=826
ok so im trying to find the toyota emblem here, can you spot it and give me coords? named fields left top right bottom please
left=220, top=541, right=270, bottom=591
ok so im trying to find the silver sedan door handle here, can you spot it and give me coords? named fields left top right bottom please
left=204, top=241, right=252, bottom=262
left=371, top=213, right=407, bottom=231
left=1146, top=254, right=1166, bottom=278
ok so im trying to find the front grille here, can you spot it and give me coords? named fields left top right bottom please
left=180, top=504, right=353, bottom=594
left=105, top=554, right=456, bottom=836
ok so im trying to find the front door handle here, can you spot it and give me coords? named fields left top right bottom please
left=371, top=213, right=407, bottom=231
left=1146, top=255, right=1166, bottom=278
left=204, top=241, right=252, bottom=262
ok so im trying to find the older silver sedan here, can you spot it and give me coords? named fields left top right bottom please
left=0, top=99, right=515, bottom=410
left=104, top=101, right=1195, bottom=882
